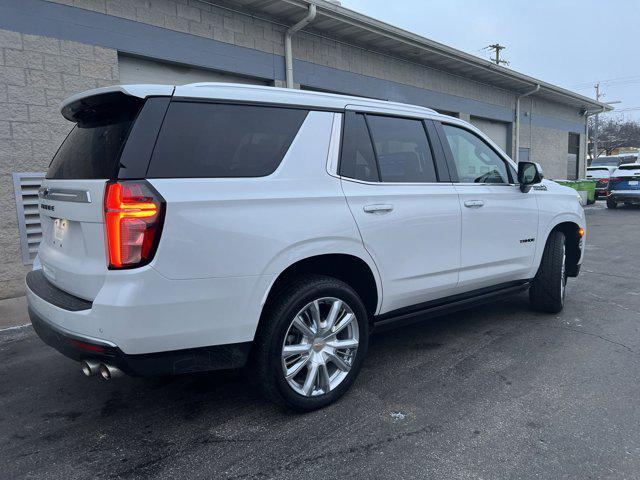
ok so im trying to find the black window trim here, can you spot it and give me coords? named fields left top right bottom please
left=337, top=110, right=452, bottom=186
left=362, top=114, right=383, bottom=182
left=171, top=96, right=342, bottom=113
left=436, top=121, right=517, bottom=186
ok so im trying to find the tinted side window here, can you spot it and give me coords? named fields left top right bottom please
left=367, top=115, right=437, bottom=183
left=339, top=113, right=379, bottom=182
left=148, top=102, right=308, bottom=178
left=442, top=125, right=509, bottom=184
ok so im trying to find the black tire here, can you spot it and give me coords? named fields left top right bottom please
left=253, top=274, right=369, bottom=411
left=607, top=198, right=617, bottom=209
left=529, top=231, right=567, bottom=314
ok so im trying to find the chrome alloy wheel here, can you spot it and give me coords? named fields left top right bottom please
left=281, top=297, right=359, bottom=397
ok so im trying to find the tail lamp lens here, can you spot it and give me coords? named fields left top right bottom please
left=104, top=181, right=165, bottom=269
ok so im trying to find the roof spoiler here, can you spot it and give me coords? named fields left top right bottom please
left=61, top=85, right=174, bottom=122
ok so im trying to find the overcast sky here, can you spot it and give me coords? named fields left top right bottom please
left=340, top=0, right=640, bottom=120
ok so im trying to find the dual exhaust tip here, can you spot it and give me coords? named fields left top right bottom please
left=80, top=359, right=123, bottom=380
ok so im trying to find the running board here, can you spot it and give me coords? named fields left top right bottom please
left=373, top=281, right=531, bottom=332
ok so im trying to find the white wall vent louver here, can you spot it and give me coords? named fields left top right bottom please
left=12, top=172, right=45, bottom=265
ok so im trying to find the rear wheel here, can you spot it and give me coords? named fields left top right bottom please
left=607, top=197, right=617, bottom=209
left=530, top=231, right=567, bottom=314
left=254, top=275, right=369, bottom=411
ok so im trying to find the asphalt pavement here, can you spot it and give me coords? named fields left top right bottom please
left=1, top=201, right=639, bottom=479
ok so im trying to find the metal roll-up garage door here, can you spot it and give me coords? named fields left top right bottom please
left=118, top=55, right=269, bottom=86
left=471, top=116, right=509, bottom=154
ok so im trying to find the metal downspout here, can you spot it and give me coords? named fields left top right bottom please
left=285, top=4, right=317, bottom=89
left=515, top=84, right=540, bottom=162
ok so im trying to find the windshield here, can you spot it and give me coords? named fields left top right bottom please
left=591, top=156, right=619, bottom=167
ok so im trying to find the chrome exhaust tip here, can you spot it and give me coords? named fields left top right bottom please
left=99, top=363, right=123, bottom=380
left=81, top=359, right=100, bottom=377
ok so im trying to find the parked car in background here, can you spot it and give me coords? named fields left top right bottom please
left=586, top=167, right=611, bottom=198
left=26, top=83, right=586, bottom=411
left=590, top=154, right=637, bottom=173
left=607, top=163, right=640, bottom=208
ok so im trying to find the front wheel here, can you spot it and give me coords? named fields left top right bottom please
left=254, top=275, right=369, bottom=411
left=530, top=231, right=567, bottom=314
left=607, top=197, right=617, bottom=209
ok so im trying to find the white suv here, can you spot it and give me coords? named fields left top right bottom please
left=27, top=83, right=586, bottom=411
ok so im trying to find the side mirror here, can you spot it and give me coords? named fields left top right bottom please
left=518, top=161, right=544, bottom=193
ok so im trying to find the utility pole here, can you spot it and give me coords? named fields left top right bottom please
left=486, top=44, right=509, bottom=66
left=593, top=83, right=602, bottom=160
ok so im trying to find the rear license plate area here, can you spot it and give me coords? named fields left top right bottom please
left=53, top=218, right=68, bottom=247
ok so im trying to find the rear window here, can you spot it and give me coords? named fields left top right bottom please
left=47, top=94, right=142, bottom=180
left=619, top=155, right=638, bottom=165
left=618, top=164, right=640, bottom=171
left=591, top=156, right=620, bottom=167
left=147, top=102, right=308, bottom=178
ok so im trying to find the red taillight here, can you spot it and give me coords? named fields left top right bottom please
left=104, top=181, right=165, bottom=269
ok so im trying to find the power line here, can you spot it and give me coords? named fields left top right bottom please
left=570, top=74, right=640, bottom=89
left=608, top=107, right=640, bottom=112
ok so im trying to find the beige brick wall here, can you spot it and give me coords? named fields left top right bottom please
left=46, top=0, right=517, bottom=109
left=530, top=125, right=570, bottom=180
left=0, top=28, right=119, bottom=299
left=47, top=0, right=286, bottom=55
left=519, top=97, right=586, bottom=179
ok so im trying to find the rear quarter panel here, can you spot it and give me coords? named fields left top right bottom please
left=148, top=111, right=379, bottom=302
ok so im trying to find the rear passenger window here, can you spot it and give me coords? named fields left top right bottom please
left=339, top=113, right=379, bottom=182
left=367, top=115, right=437, bottom=183
left=148, top=102, right=308, bottom=178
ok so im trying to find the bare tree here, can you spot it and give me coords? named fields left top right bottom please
left=588, top=117, right=640, bottom=157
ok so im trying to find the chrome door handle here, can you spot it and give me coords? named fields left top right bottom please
left=363, top=204, right=394, bottom=214
left=464, top=200, right=485, bottom=208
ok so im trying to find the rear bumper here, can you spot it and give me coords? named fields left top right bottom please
left=26, top=270, right=253, bottom=375
left=610, top=191, right=640, bottom=203
left=29, top=306, right=251, bottom=375
left=29, top=306, right=251, bottom=376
